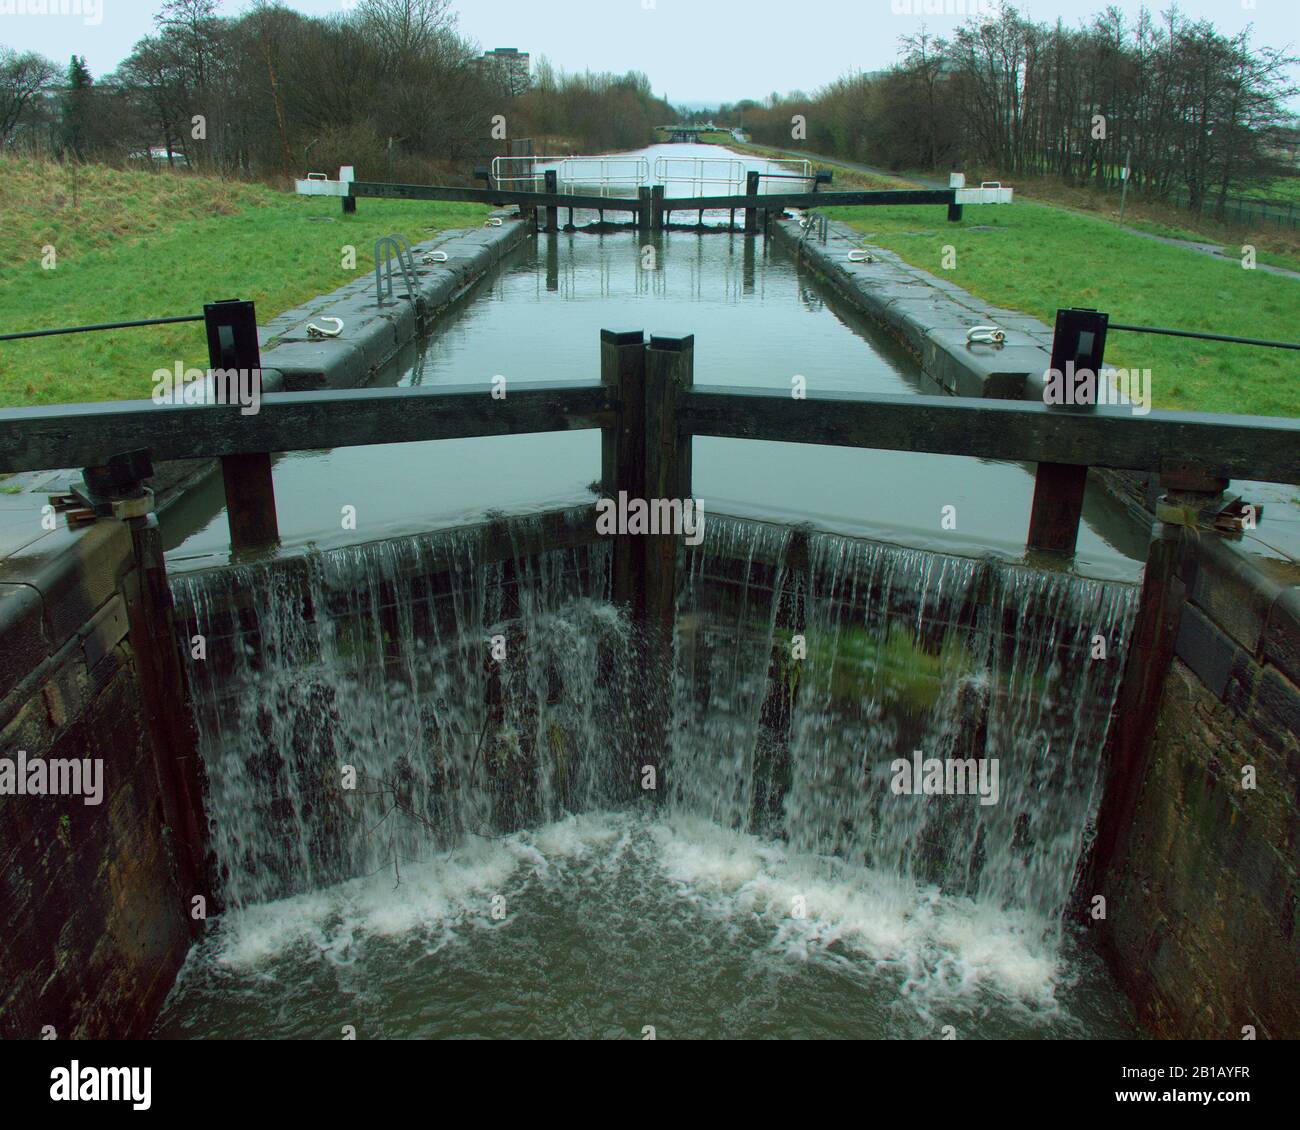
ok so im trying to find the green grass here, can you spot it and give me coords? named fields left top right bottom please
left=1256, top=177, right=1300, bottom=203
left=820, top=197, right=1300, bottom=417
left=0, top=157, right=490, bottom=406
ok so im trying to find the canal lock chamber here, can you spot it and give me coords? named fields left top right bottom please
left=147, top=226, right=1165, bottom=1038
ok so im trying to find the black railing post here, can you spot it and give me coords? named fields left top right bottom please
left=1026, top=307, right=1109, bottom=556
left=203, top=299, right=280, bottom=554
left=651, top=184, right=665, bottom=231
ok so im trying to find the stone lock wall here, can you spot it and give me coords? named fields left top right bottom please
left=0, top=520, right=195, bottom=1040
left=1097, top=537, right=1300, bottom=1038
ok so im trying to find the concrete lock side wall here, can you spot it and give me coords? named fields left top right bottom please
left=770, top=217, right=1055, bottom=399
left=0, top=520, right=194, bottom=1040
left=254, top=211, right=529, bottom=392
left=779, top=214, right=1300, bottom=1037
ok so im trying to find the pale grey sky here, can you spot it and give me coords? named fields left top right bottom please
left=1, top=0, right=1295, bottom=105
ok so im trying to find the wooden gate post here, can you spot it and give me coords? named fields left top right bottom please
left=651, top=184, right=666, bottom=231
left=744, top=170, right=761, bottom=233
left=204, top=299, right=280, bottom=555
left=1027, top=307, right=1109, bottom=555
left=643, top=334, right=695, bottom=645
left=637, top=186, right=653, bottom=231
left=1087, top=471, right=1223, bottom=894
left=641, top=334, right=695, bottom=799
left=544, top=168, right=559, bottom=233
left=121, top=513, right=210, bottom=927
left=600, top=329, right=647, bottom=614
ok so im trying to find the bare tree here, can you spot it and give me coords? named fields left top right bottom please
left=353, top=0, right=457, bottom=67
left=0, top=48, right=59, bottom=144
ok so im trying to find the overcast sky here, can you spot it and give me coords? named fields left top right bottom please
left=2, top=0, right=1295, bottom=105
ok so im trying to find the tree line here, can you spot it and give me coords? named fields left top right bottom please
left=0, top=0, right=671, bottom=182
left=718, top=4, right=1297, bottom=218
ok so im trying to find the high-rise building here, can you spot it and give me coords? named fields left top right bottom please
left=478, top=48, right=530, bottom=97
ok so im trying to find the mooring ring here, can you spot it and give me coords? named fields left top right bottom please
left=966, top=325, right=1006, bottom=346
left=306, top=317, right=344, bottom=340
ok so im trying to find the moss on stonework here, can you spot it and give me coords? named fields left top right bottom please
left=773, top=622, right=978, bottom=712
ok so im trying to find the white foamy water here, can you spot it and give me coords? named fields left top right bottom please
left=157, top=810, right=1135, bottom=1039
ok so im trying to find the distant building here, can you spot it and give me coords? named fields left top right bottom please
left=478, top=48, right=530, bottom=97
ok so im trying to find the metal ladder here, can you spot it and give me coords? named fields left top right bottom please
left=374, top=234, right=420, bottom=308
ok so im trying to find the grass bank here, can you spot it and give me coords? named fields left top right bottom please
left=818, top=197, right=1298, bottom=417
left=0, top=157, right=490, bottom=407
left=714, top=142, right=1296, bottom=415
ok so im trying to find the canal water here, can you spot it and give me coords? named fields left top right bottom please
left=156, top=189, right=1147, bottom=1040
left=156, top=515, right=1142, bottom=1039
left=162, top=226, right=1145, bottom=580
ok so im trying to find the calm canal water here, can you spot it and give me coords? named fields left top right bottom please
left=162, top=226, right=1145, bottom=580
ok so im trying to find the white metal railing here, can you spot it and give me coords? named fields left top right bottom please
left=954, top=180, right=1014, bottom=205
left=756, top=158, right=813, bottom=189
left=557, top=156, right=649, bottom=198
left=654, top=156, right=747, bottom=196
left=490, top=155, right=649, bottom=197
left=490, top=154, right=546, bottom=190
left=488, top=153, right=819, bottom=201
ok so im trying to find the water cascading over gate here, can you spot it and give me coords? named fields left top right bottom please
left=175, top=512, right=1137, bottom=943
left=173, top=511, right=642, bottom=909
left=669, top=516, right=1138, bottom=941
